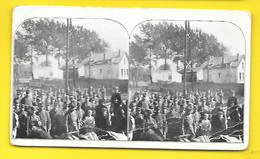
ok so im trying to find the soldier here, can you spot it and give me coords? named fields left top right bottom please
left=37, top=103, right=51, bottom=133
left=67, top=100, right=79, bottom=133
left=144, top=109, right=158, bottom=131
left=211, top=110, right=227, bottom=134
left=153, top=106, right=167, bottom=138
left=128, top=108, right=135, bottom=140
left=76, top=101, right=85, bottom=129
left=95, top=99, right=110, bottom=131
left=133, top=107, right=144, bottom=140
left=49, top=101, right=68, bottom=138
left=227, top=90, right=238, bottom=107
left=110, top=86, right=122, bottom=115
left=21, top=89, right=33, bottom=108
left=12, top=103, right=19, bottom=138
left=199, top=113, right=212, bottom=136
left=27, top=106, right=51, bottom=139
left=183, top=106, right=195, bottom=139
left=17, top=104, right=28, bottom=138
left=82, top=109, right=95, bottom=133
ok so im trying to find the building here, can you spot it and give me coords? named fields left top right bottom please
left=202, top=53, right=245, bottom=83
left=178, top=66, right=203, bottom=82
left=77, top=50, right=129, bottom=80
left=151, top=59, right=182, bottom=83
left=33, top=55, right=63, bottom=80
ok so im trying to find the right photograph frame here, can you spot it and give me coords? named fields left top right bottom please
left=128, top=20, right=247, bottom=143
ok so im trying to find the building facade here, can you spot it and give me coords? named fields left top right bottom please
left=151, top=59, right=182, bottom=83
left=202, top=54, right=245, bottom=83
left=78, top=50, right=129, bottom=80
left=33, top=55, right=63, bottom=80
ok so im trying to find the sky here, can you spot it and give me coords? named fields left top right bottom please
left=19, top=18, right=245, bottom=56
left=130, top=20, right=245, bottom=56
left=52, top=18, right=130, bottom=53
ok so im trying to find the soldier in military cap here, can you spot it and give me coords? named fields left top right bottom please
left=227, top=90, right=238, bottom=107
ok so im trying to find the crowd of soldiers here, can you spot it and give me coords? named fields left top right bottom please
left=12, top=85, right=243, bottom=142
left=129, top=89, right=243, bottom=142
left=12, top=86, right=129, bottom=140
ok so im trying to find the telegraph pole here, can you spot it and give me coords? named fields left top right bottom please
left=70, top=19, right=76, bottom=88
left=183, top=21, right=189, bottom=97
left=188, top=21, right=194, bottom=91
left=206, top=36, right=210, bottom=83
left=65, top=18, right=70, bottom=94
left=89, top=52, right=91, bottom=86
left=30, top=45, right=34, bottom=80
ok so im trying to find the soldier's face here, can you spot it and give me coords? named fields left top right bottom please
left=132, top=106, right=136, bottom=112
left=218, top=113, right=223, bottom=119
left=102, top=110, right=107, bottom=116
left=87, top=110, right=92, bottom=116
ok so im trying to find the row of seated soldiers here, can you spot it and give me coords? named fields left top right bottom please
left=129, top=89, right=243, bottom=141
left=12, top=86, right=129, bottom=139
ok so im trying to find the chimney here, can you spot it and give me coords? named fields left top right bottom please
left=237, top=53, right=239, bottom=61
left=118, top=49, right=121, bottom=56
left=222, top=56, right=225, bottom=64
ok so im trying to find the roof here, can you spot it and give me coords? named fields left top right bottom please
left=77, top=50, right=128, bottom=68
left=202, top=54, right=244, bottom=70
left=178, top=65, right=201, bottom=74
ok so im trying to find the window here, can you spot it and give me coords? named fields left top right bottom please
left=100, top=69, right=102, bottom=73
left=121, top=69, right=123, bottom=76
left=168, top=75, right=172, bottom=80
left=239, top=72, right=242, bottom=80
left=242, top=73, right=244, bottom=80
left=127, top=69, right=128, bottom=75
left=242, top=62, right=244, bottom=69
left=218, top=73, right=221, bottom=77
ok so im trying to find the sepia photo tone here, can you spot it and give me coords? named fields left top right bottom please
left=11, top=6, right=251, bottom=149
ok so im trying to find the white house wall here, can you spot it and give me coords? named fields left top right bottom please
left=197, top=69, right=203, bottom=81
left=171, top=70, right=182, bottom=82
left=78, top=66, right=85, bottom=77
left=33, top=55, right=63, bottom=80
left=151, top=59, right=182, bottom=83
left=152, top=70, right=182, bottom=83
left=236, top=59, right=245, bottom=83
left=152, top=70, right=172, bottom=82
left=118, top=54, right=129, bottom=80
left=33, top=67, right=63, bottom=80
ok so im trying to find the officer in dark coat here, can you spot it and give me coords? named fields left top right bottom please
left=110, top=86, right=122, bottom=115
left=17, top=104, right=28, bottom=138
left=95, top=99, right=110, bottom=131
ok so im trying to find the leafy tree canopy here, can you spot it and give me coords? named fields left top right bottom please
left=14, top=18, right=109, bottom=63
left=130, top=22, right=229, bottom=68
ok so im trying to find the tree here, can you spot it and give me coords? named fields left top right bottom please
left=130, top=22, right=228, bottom=70
left=71, top=25, right=109, bottom=61
left=14, top=18, right=109, bottom=64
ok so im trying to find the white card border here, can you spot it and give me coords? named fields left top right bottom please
left=10, top=5, right=251, bottom=150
